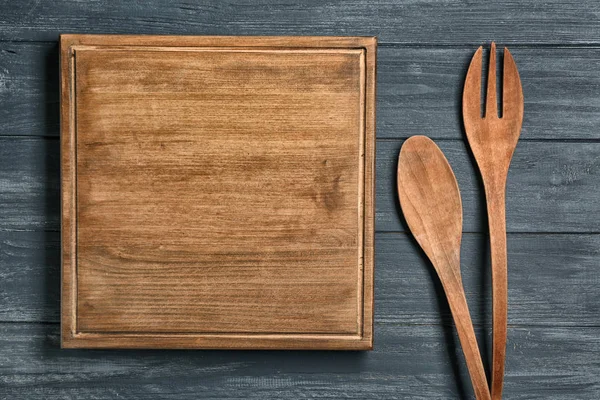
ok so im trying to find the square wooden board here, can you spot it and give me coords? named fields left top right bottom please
left=60, top=35, right=375, bottom=349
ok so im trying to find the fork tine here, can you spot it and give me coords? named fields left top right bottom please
left=463, top=46, right=483, bottom=121
left=485, top=42, right=497, bottom=118
left=502, top=47, right=524, bottom=120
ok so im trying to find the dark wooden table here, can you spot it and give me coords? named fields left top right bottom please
left=1, top=1, right=599, bottom=399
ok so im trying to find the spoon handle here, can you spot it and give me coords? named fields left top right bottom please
left=485, top=181, right=509, bottom=400
left=442, top=277, right=492, bottom=400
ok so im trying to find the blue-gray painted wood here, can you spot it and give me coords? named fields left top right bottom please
left=376, top=140, right=600, bottom=233
left=2, top=230, right=599, bottom=328
left=0, top=323, right=598, bottom=399
left=0, top=138, right=59, bottom=231
left=378, top=46, right=600, bottom=140
left=0, top=1, right=599, bottom=398
left=2, top=138, right=600, bottom=233
left=0, top=43, right=59, bottom=138
left=3, top=43, right=600, bottom=141
left=1, top=0, right=599, bottom=44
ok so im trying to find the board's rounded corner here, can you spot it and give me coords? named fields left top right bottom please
left=60, top=331, right=78, bottom=349
left=359, top=36, right=377, bottom=53
left=359, top=337, right=374, bottom=351
left=59, top=34, right=79, bottom=50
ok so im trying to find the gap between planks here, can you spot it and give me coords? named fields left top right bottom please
left=3, top=229, right=600, bottom=235
left=5, top=136, right=600, bottom=143
left=3, top=40, right=600, bottom=48
left=2, top=320, right=600, bottom=329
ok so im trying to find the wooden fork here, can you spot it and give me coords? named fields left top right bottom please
left=462, top=43, right=524, bottom=399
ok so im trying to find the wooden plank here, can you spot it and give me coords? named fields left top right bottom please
left=0, top=322, right=597, bottom=399
left=376, top=233, right=600, bottom=327
left=1, top=1, right=600, bottom=44
left=0, top=43, right=59, bottom=138
left=377, top=140, right=600, bottom=233
left=2, top=230, right=598, bottom=328
left=0, top=138, right=60, bottom=231
left=2, top=138, right=600, bottom=233
left=378, top=46, right=600, bottom=140
left=0, top=231, right=60, bottom=323
left=3, top=42, right=600, bottom=140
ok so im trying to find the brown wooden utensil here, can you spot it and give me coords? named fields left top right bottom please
left=463, top=43, right=524, bottom=399
left=398, top=136, right=491, bottom=400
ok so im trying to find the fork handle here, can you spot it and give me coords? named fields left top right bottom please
left=484, top=179, right=509, bottom=400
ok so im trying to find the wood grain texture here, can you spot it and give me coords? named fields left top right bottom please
left=463, top=44, right=524, bottom=400
left=3, top=138, right=600, bottom=233
left=0, top=138, right=59, bottom=230
left=3, top=231, right=599, bottom=328
left=0, top=322, right=598, bottom=399
left=377, top=233, right=600, bottom=327
left=1, top=0, right=599, bottom=44
left=0, top=0, right=598, bottom=396
left=4, top=43, right=600, bottom=140
left=378, top=46, right=600, bottom=140
left=60, top=35, right=375, bottom=349
left=377, top=140, right=600, bottom=233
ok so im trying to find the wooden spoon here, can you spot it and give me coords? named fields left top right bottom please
left=398, top=136, right=491, bottom=400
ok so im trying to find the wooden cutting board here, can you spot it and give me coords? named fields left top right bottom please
left=60, top=35, right=376, bottom=349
